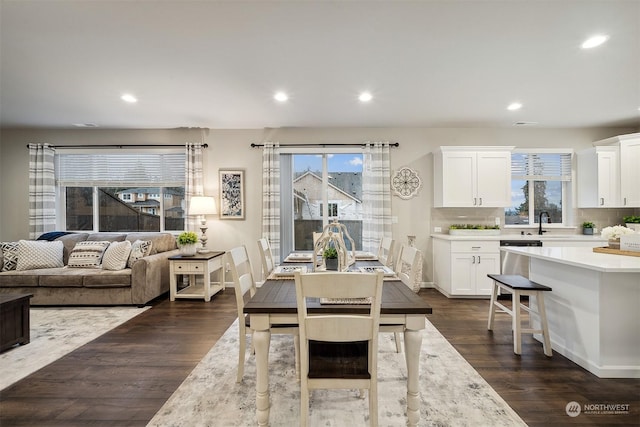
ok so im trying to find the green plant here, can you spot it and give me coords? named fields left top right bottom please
left=177, top=231, right=199, bottom=245
left=322, top=246, right=338, bottom=259
left=623, top=216, right=640, bottom=224
left=582, top=221, right=595, bottom=228
left=449, top=224, right=500, bottom=230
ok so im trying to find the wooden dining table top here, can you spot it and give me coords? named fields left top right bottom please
left=244, top=259, right=432, bottom=316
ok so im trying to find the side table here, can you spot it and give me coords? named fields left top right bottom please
left=169, top=251, right=226, bottom=302
left=0, top=294, right=33, bottom=353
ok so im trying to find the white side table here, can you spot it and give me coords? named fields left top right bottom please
left=169, top=251, right=226, bottom=302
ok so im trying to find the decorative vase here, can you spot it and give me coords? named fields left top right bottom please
left=626, top=223, right=640, bottom=232
left=583, top=227, right=594, bottom=235
left=325, top=258, right=338, bottom=271
left=608, top=239, right=621, bottom=250
left=180, top=244, right=197, bottom=256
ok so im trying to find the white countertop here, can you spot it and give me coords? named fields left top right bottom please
left=430, top=233, right=607, bottom=242
left=501, top=246, right=640, bottom=273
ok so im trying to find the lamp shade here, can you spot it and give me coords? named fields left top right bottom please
left=189, top=196, right=217, bottom=215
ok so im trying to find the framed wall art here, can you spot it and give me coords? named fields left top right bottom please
left=219, top=169, right=245, bottom=220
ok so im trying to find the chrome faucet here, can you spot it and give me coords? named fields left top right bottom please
left=538, top=211, right=550, bottom=235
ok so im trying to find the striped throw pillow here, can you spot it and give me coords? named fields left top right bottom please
left=68, top=241, right=110, bottom=268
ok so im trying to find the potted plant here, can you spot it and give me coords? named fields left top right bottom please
left=582, top=221, right=595, bottom=235
left=323, top=246, right=339, bottom=271
left=177, top=231, right=199, bottom=256
left=623, top=216, right=640, bottom=232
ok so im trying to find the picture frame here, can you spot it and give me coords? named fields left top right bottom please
left=218, top=169, right=245, bottom=220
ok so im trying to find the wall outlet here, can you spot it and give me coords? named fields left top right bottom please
left=434, top=226, right=442, bottom=233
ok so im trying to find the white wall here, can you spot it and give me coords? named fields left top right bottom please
left=1, top=126, right=637, bottom=282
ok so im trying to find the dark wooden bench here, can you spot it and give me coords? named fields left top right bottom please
left=487, top=274, right=552, bottom=357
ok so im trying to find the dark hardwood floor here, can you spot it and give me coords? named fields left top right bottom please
left=1, top=288, right=638, bottom=426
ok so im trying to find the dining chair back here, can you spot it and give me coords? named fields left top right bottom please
left=229, top=245, right=299, bottom=382
left=257, top=238, right=276, bottom=281
left=376, top=237, right=396, bottom=267
left=395, top=245, right=422, bottom=293
left=294, top=271, right=384, bottom=427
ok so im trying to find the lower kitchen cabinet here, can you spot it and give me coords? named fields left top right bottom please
left=433, top=239, right=500, bottom=297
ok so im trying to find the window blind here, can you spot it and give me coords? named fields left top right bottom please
left=56, top=152, right=185, bottom=186
left=511, top=152, right=572, bottom=181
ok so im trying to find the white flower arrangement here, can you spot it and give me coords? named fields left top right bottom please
left=601, top=225, right=635, bottom=240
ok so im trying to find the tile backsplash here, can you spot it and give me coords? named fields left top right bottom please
left=430, top=207, right=640, bottom=236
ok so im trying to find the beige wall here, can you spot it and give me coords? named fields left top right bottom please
left=1, top=126, right=637, bottom=283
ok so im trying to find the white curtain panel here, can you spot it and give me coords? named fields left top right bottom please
left=28, top=143, right=56, bottom=239
left=261, top=142, right=281, bottom=262
left=185, top=143, right=204, bottom=232
left=362, top=142, right=392, bottom=254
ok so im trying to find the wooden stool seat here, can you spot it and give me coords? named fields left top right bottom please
left=487, top=274, right=553, bottom=357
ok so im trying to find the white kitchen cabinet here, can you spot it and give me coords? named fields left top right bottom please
left=577, top=146, right=619, bottom=207
left=620, top=138, right=640, bottom=207
left=591, top=133, right=640, bottom=208
left=433, top=239, right=500, bottom=297
left=433, top=146, right=513, bottom=207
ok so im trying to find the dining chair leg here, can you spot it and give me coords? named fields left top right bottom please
left=300, top=383, right=309, bottom=427
left=237, top=329, right=246, bottom=383
left=294, top=335, right=300, bottom=380
left=393, top=332, right=402, bottom=353
left=370, top=382, right=379, bottom=427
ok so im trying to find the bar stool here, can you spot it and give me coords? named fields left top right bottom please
left=487, top=274, right=553, bottom=357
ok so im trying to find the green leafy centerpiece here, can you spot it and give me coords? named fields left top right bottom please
left=177, top=231, right=199, bottom=256
left=448, top=224, right=501, bottom=236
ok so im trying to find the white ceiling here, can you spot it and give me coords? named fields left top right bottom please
left=1, top=0, right=639, bottom=130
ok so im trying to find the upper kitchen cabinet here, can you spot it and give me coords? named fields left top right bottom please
left=577, top=146, right=619, bottom=207
left=433, top=146, right=514, bottom=208
left=586, top=133, right=640, bottom=208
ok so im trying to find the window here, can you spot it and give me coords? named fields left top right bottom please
left=56, top=151, right=185, bottom=232
left=505, top=150, right=573, bottom=226
left=281, top=151, right=363, bottom=253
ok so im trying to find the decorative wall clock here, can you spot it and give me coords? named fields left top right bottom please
left=391, top=167, right=422, bottom=199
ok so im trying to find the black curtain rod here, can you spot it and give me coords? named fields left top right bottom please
left=250, top=142, right=399, bottom=148
left=26, top=144, right=208, bottom=149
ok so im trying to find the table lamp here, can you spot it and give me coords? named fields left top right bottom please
left=189, top=196, right=217, bottom=250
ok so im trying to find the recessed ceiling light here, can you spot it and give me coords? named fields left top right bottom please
left=358, top=92, right=373, bottom=103
left=121, top=94, right=138, bottom=103
left=274, top=91, right=288, bottom=102
left=507, top=102, right=522, bottom=111
left=581, top=35, right=609, bottom=49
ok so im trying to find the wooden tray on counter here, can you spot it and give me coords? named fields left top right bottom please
left=593, top=247, right=640, bottom=257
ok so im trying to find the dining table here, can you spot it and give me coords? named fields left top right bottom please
left=243, top=254, right=432, bottom=426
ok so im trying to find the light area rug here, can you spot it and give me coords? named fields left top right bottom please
left=148, top=318, right=527, bottom=427
left=0, top=306, right=149, bottom=390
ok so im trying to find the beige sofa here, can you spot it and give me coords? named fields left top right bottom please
left=0, top=232, right=179, bottom=306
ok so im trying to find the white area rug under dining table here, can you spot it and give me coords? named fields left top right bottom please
left=148, top=318, right=527, bottom=426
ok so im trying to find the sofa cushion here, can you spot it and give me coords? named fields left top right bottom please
left=125, top=232, right=176, bottom=254
left=68, top=241, right=110, bottom=268
left=0, top=241, right=19, bottom=272
left=86, top=233, right=126, bottom=243
left=83, top=270, right=131, bottom=288
left=102, top=241, right=132, bottom=271
left=38, top=267, right=86, bottom=287
left=16, top=240, right=64, bottom=271
left=0, top=270, right=39, bottom=287
left=127, top=240, right=153, bottom=268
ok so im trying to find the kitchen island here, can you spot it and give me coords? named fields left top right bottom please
left=500, top=246, right=640, bottom=378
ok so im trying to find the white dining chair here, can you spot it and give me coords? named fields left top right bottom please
left=376, top=237, right=396, bottom=267
left=228, top=245, right=299, bottom=383
left=256, top=237, right=276, bottom=284
left=294, top=271, right=384, bottom=427
left=380, top=244, right=422, bottom=353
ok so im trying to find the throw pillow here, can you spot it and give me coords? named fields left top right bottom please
left=68, top=241, right=111, bottom=268
left=127, top=240, right=153, bottom=268
left=102, top=240, right=132, bottom=271
left=16, top=240, right=64, bottom=271
left=1, top=241, right=20, bottom=272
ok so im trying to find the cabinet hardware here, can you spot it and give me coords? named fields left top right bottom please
left=472, top=256, right=476, bottom=264
left=624, top=197, right=627, bottom=205
left=478, top=256, right=481, bottom=264
left=479, top=198, right=482, bottom=206
left=600, top=197, right=604, bottom=206
left=471, top=246, right=481, bottom=249
left=473, top=197, right=477, bottom=205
